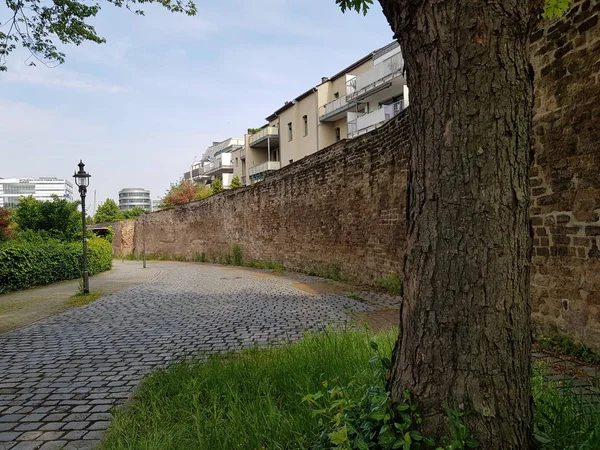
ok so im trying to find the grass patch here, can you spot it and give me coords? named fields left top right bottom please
left=533, top=364, right=600, bottom=449
left=538, top=335, right=600, bottom=365
left=100, top=329, right=397, bottom=450
left=306, top=264, right=345, bottom=281
left=374, top=275, right=402, bottom=296
left=101, top=329, right=600, bottom=450
left=67, top=291, right=104, bottom=307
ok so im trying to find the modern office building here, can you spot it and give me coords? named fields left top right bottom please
left=118, top=188, right=152, bottom=212
left=0, top=177, right=74, bottom=208
left=232, top=41, right=408, bottom=186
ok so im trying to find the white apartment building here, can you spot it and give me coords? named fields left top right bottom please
left=184, top=138, right=244, bottom=189
left=232, top=41, right=409, bottom=186
left=0, top=177, right=74, bottom=208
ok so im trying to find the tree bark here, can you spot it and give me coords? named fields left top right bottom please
left=379, top=0, right=543, bottom=447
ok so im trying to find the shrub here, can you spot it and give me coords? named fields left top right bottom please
left=232, top=245, right=243, bottom=266
left=375, top=275, right=403, bottom=296
left=230, top=176, right=242, bottom=189
left=0, top=237, right=112, bottom=294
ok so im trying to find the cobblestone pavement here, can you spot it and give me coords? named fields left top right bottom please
left=0, top=262, right=397, bottom=449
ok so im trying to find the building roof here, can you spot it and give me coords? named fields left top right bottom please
left=295, top=87, right=317, bottom=102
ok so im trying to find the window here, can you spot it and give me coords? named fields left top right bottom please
left=335, top=127, right=341, bottom=142
left=235, top=158, right=238, bottom=167
left=288, top=122, right=293, bottom=141
left=303, top=115, right=308, bottom=136
left=334, top=92, right=339, bottom=99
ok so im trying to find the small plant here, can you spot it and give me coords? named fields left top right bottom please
left=375, top=275, right=402, bottom=296
left=230, top=176, right=243, bottom=189
left=306, top=264, right=345, bottom=281
left=538, top=335, right=600, bottom=365
left=211, top=177, right=224, bottom=194
left=193, top=252, right=207, bottom=263
left=232, top=245, right=243, bottom=266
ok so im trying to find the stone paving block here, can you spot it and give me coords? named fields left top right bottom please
left=63, top=440, right=99, bottom=450
left=16, top=431, right=42, bottom=440
left=0, top=262, right=379, bottom=447
left=12, top=442, right=42, bottom=450
left=14, top=423, right=42, bottom=432
left=0, top=432, right=21, bottom=442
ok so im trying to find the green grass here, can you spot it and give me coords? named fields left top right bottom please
left=538, top=335, right=600, bottom=365
left=100, top=329, right=397, bottom=450
left=533, top=364, right=600, bottom=449
left=374, top=275, right=402, bottom=296
left=67, top=291, right=104, bottom=307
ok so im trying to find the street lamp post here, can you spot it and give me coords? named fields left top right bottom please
left=142, top=213, right=147, bottom=269
left=73, top=160, right=91, bottom=294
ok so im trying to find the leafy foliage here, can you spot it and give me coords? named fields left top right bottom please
left=195, top=185, right=213, bottom=201
left=0, top=0, right=197, bottom=71
left=375, top=275, right=402, bottom=296
left=230, top=175, right=242, bottom=189
left=538, top=335, right=600, bottom=365
left=14, top=195, right=81, bottom=241
left=211, top=177, right=223, bottom=194
left=122, top=206, right=148, bottom=219
left=0, top=207, right=16, bottom=241
left=94, top=198, right=122, bottom=223
left=543, top=0, right=574, bottom=18
left=232, top=244, right=242, bottom=266
left=161, top=179, right=202, bottom=208
left=0, top=236, right=112, bottom=293
left=304, top=340, right=478, bottom=450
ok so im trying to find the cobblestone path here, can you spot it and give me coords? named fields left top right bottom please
left=0, top=262, right=396, bottom=450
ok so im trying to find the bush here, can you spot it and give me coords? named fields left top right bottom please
left=232, top=245, right=243, bottom=266
left=0, top=237, right=112, bottom=294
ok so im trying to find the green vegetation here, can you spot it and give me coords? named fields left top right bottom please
left=247, top=127, right=262, bottom=134
left=95, top=199, right=147, bottom=223
left=100, top=329, right=397, bottom=449
left=232, top=245, right=243, bottom=266
left=211, top=177, right=224, bottom=194
left=0, top=237, right=112, bottom=294
left=100, top=329, right=599, bottom=450
left=230, top=175, right=243, bottom=189
left=375, top=275, right=402, bottom=296
left=14, top=195, right=81, bottom=241
left=538, top=335, right=600, bottom=365
left=68, top=291, right=104, bottom=307
left=244, top=259, right=286, bottom=271
left=0, top=207, right=15, bottom=241
left=533, top=364, right=600, bottom=449
left=306, top=264, right=345, bottom=281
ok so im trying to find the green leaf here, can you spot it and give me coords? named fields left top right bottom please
left=328, top=426, right=348, bottom=445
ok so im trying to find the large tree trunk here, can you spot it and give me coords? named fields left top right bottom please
left=380, top=0, right=543, bottom=447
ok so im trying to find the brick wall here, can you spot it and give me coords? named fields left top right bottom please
left=132, top=112, right=410, bottom=284
left=116, top=0, right=600, bottom=348
left=530, top=0, right=600, bottom=346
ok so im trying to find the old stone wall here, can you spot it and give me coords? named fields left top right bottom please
left=114, top=0, right=600, bottom=348
left=530, top=0, right=600, bottom=346
left=132, top=113, right=410, bottom=285
left=111, top=220, right=136, bottom=257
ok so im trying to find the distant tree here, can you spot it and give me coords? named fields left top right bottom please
left=195, top=186, right=213, bottom=201
left=122, top=207, right=148, bottom=219
left=14, top=195, right=80, bottom=241
left=94, top=199, right=123, bottom=223
left=0, top=208, right=15, bottom=241
left=86, top=215, right=95, bottom=225
left=211, top=177, right=223, bottom=194
left=161, top=180, right=199, bottom=208
left=0, top=0, right=196, bottom=72
left=230, top=176, right=242, bottom=189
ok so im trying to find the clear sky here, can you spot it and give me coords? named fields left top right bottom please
left=0, top=0, right=393, bottom=213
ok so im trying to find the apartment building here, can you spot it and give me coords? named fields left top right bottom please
left=184, top=138, right=243, bottom=189
left=232, top=41, right=408, bottom=186
left=0, top=177, right=74, bottom=208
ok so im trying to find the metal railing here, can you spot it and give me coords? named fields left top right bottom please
left=346, top=53, right=403, bottom=101
left=347, top=100, right=404, bottom=138
left=249, top=127, right=279, bottom=146
left=249, top=161, right=281, bottom=177
left=319, top=96, right=349, bottom=119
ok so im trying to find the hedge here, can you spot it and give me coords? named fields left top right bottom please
left=0, top=237, right=113, bottom=294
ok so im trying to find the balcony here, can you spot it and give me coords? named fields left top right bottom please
left=249, top=127, right=279, bottom=148
left=347, top=101, right=404, bottom=139
left=319, top=96, right=352, bottom=122
left=346, top=53, right=404, bottom=102
left=205, top=158, right=233, bottom=176
left=249, top=161, right=281, bottom=182
left=240, top=149, right=246, bottom=159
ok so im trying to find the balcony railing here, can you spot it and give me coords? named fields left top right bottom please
left=240, top=149, right=246, bottom=159
left=249, top=127, right=279, bottom=147
left=206, top=159, right=233, bottom=174
left=319, top=96, right=351, bottom=120
left=346, top=53, right=403, bottom=101
left=347, top=101, right=404, bottom=138
left=192, top=167, right=205, bottom=178
left=249, top=161, right=281, bottom=177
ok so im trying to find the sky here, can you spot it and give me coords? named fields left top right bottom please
left=0, top=0, right=393, bottom=213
